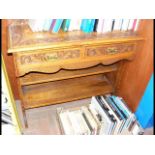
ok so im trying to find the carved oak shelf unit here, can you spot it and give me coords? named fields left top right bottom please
left=8, top=22, right=144, bottom=127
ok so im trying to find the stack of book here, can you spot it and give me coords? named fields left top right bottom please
left=57, top=94, right=144, bottom=135
left=28, top=19, right=140, bottom=33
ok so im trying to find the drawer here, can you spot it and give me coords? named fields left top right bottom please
left=85, top=43, right=136, bottom=57
left=14, top=47, right=83, bottom=76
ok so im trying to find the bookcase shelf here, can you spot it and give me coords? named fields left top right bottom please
left=22, top=74, right=113, bottom=109
left=20, top=64, right=118, bottom=86
left=7, top=21, right=144, bottom=127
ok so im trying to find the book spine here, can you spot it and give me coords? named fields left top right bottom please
left=102, top=19, right=112, bottom=33
left=121, top=19, right=130, bottom=31
left=81, top=19, right=91, bottom=33
left=111, top=19, right=115, bottom=31
left=96, top=19, right=104, bottom=33
left=50, top=19, right=56, bottom=31
left=52, top=19, right=63, bottom=33
left=93, top=19, right=99, bottom=32
left=89, top=19, right=96, bottom=32
left=134, top=19, right=140, bottom=31
left=44, top=19, right=53, bottom=31
left=65, top=19, right=71, bottom=31
left=132, top=19, right=137, bottom=31
left=128, top=19, right=134, bottom=30
left=113, top=19, right=122, bottom=31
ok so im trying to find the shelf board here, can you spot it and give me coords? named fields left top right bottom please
left=23, top=74, right=114, bottom=109
left=20, top=64, right=118, bottom=86
left=8, top=23, right=144, bottom=53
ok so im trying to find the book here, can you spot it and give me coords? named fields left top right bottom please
left=74, top=110, right=91, bottom=135
left=95, top=96, right=117, bottom=134
left=121, top=19, right=130, bottom=31
left=105, top=95, right=127, bottom=134
left=96, top=19, right=104, bottom=33
left=128, top=19, right=135, bottom=30
left=50, top=19, right=56, bottom=30
left=111, top=95, right=132, bottom=131
left=82, top=112, right=93, bottom=134
left=101, top=96, right=123, bottom=135
left=132, top=19, right=137, bottom=31
left=102, top=19, right=113, bottom=33
left=81, top=19, right=92, bottom=33
left=61, top=19, right=71, bottom=32
left=91, top=96, right=115, bottom=134
left=89, top=104, right=102, bottom=134
left=68, top=111, right=82, bottom=134
left=134, top=19, right=140, bottom=31
left=111, top=19, right=115, bottom=31
left=52, top=19, right=63, bottom=33
left=89, top=19, right=96, bottom=32
left=59, top=111, right=75, bottom=134
left=81, top=106, right=98, bottom=135
left=113, top=19, right=122, bottom=31
left=93, top=19, right=99, bottom=32
left=43, top=19, right=53, bottom=31
left=35, top=19, right=45, bottom=31
left=69, top=19, right=82, bottom=31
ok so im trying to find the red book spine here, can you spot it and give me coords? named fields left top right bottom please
left=132, top=19, right=137, bottom=31
left=50, top=19, right=56, bottom=31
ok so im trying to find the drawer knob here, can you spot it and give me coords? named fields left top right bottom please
left=106, top=47, right=118, bottom=54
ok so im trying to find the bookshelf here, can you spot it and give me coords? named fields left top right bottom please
left=7, top=21, right=144, bottom=127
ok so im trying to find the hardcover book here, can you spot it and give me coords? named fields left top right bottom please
left=52, top=19, right=63, bottom=33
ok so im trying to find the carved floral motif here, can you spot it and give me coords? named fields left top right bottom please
left=19, top=50, right=80, bottom=65
left=86, top=44, right=135, bottom=56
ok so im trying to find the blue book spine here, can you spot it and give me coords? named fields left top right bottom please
left=52, top=19, right=63, bottom=33
left=89, top=19, right=96, bottom=32
left=44, top=19, right=53, bottom=31
left=65, top=19, right=71, bottom=31
left=111, top=96, right=129, bottom=117
left=81, top=19, right=91, bottom=33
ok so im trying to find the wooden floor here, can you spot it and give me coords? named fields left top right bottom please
left=15, top=99, right=153, bottom=135
left=16, top=98, right=90, bottom=135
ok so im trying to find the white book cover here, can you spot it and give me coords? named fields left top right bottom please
left=128, top=19, right=134, bottom=30
left=38, top=19, right=46, bottom=31
left=114, top=19, right=122, bottom=31
left=68, top=111, right=82, bottom=134
left=96, top=19, right=104, bottom=33
left=75, top=110, right=91, bottom=135
left=121, top=19, right=130, bottom=31
left=74, top=19, right=82, bottom=30
left=102, top=19, right=113, bottom=33
left=69, top=19, right=82, bottom=31
left=81, top=106, right=98, bottom=135
left=134, top=19, right=140, bottom=31
left=28, top=19, right=36, bottom=32
left=90, top=102, right=108, bottom=135
left=91, top=97, right=112, bottom=134
left=101, top=96, right=123, bottom=135
left=59, top=112, right=75, bottom=135
left=32, top=20, right=40, bottom=32
left=89, top=104, right=102, bottom=134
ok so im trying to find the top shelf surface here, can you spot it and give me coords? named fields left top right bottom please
left=8, top=22, right=144, bottom=53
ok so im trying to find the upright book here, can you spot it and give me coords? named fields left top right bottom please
left=52, top=19, right=63, bottom=33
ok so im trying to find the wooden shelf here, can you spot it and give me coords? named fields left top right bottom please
left=22, top=74, right=114, bottom=109
left=8, top=23, right=143, bottom=53
left=20, top=64, right=118, bottom=86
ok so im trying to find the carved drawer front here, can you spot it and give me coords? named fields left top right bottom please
left=85, top=43, right=136, bottom=57
left=14, top=48, right=82, bottom=76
